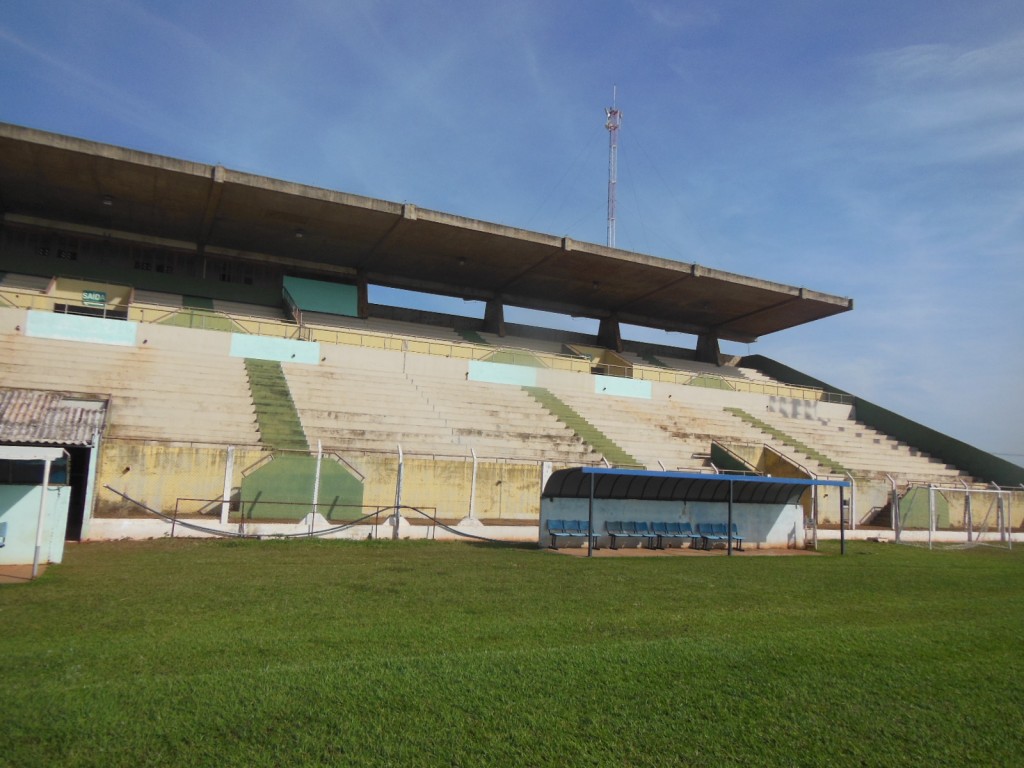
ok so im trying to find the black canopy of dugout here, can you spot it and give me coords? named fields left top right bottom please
left=542, top=467, right=852, bottom=556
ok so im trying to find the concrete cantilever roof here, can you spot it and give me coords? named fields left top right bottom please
left=0, top=123, right=852, bottom=343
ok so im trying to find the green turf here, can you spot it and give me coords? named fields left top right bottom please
left=1, top=540, right=1022, bottom=766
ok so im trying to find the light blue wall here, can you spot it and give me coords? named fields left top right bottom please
left=0, top=485, right=71, bottom=566
left=594, top=375, right=651, bottom=399
left=468, top=360, right=538, bottom=387
left=229, top=334, right=321, bottom=365
left=26, top=310, right=138, bottom=346
left=283, top=276, right=359, bottom=317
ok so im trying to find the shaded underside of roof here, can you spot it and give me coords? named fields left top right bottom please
left=0, top=123, right=852, bottom=343
left=0, top=388, right=108, bottom=446
left=544, top=467, right=850, bottom=506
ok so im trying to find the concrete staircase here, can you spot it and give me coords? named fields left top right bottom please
left=244, top=359, right=309, bottom=451
left=523, top=387, right=639, bottom=467
left=724, top=407, right=849, bottom=475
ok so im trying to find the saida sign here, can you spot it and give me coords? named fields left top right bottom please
left=82, top=290, right=106, bottom=308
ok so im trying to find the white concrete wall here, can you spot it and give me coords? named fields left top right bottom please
left=0, top=485, right=71, bottom=565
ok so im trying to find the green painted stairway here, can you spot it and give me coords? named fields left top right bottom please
left=241, top=358, right=364, bottom=520
left=244, top=358, right=309, bottom=451
left=724, top=406, right=848, bottom=475
left=524, top=387, right=641, bottom=468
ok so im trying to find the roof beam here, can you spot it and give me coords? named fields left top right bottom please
left=359, top=204, right=417, bottom=268
left=495, top=236, right=573, bottom=293
left=196, top=165, right=226, bottom=248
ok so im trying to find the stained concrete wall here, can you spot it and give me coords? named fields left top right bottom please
left=94, top=441, right=266, bottom=519
left=355, top=453, right=545, bottom=521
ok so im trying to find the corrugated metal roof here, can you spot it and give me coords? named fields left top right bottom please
left=0, top=388, right=108, bottom=446
left=543, top=467, right=850, bottom=505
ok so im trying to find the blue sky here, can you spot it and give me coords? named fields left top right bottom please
left=2, top=1, right=1022, bottom=464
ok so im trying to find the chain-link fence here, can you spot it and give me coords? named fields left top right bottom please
left=893, top=484, right=1020, bottom=549
left=94, top=438, right=564, bottom=535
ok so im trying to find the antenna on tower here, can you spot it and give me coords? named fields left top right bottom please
left=605, top=86, right=622, bottom=248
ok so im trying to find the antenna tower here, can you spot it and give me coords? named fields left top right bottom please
left=605, top=86, right=622, bottom=248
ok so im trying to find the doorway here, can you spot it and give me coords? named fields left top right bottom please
left=64, top=446, right=91, bottom=541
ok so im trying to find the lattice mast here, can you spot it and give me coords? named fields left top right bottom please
left=605, top=86, right=622, bottom=248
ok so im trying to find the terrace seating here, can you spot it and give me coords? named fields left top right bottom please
left=755, top=406, right=972, bottom=483
left=545, top=519, right=597, bottom=549
left=0, top=333, right=260, bottom=445
left=650, top=521, right=703, bottom=549
left=714, top=522, right=744, bottom=551
left=606, top=520, right=657, bottom=550
left=544, top=386, right=817, bottom=473
left=697, top=523, right=726, bottom=550
left=695, top=522, right=744, bottom=550
left=283, top=361, right=597, bottom=462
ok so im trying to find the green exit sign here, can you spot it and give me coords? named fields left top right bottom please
left=82, top=290, right=107, bottom=307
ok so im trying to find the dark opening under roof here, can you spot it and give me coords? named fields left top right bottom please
left=544, top=467, right=850, bottom=506
left=0, top=123, right=853, bottom=342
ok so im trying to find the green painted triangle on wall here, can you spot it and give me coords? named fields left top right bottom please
left=638, top=350, right=668, bottom=368
left=897, top=486, right=950, bottom=529
left=182, top=295, right=215, bottom=310
left=690, top=373, right=735, bottom=390
left=158, top=309, right=242, bottom=332
left=483, top=349, right=547, bottom=367
left=456, top=329, right=489, bottom=345
left=239, top=455, right=364, bottom=521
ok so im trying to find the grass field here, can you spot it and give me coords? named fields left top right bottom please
left=1, top=539, right=1022, bottom=767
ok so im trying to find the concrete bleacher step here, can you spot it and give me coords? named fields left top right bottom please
left=1, top=332, right=261, bottom=444
left=524, top=386, right=640, bottom=467
left=408, top=373, right=597, bottom=459
left=753, top=408, right=969, bottom=480
left=723, top=406, right=849, bottom=475
left=132, top=289, right=183, bottom=307
left=542, top=385, right=739, bottom=470
left=0, top=272, right=51, bottom=291
left=278, top=359, right=599, bottom=462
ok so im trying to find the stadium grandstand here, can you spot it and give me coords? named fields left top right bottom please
left=0, top=122, right=1021, bottom=562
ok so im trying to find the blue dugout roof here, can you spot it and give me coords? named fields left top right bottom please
left=543, top=467, right=850, bottom=506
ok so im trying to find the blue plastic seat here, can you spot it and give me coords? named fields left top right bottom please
left=698, top=522, right=724, bottom=550
left=651, top=521, right=669, bottom=549
left=678, top=522, right=702, bottom=548
left=546, top=519, right=597, bottom=549
left=633, top=521, right=657, bottom=549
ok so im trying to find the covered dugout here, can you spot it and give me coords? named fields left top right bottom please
left=540, top=467, right=851, bottom=554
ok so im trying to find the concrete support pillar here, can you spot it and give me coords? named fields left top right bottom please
left=696, top=332, right=721, bottom=365
left=356, top=272, right=369, bottom=319
left=483, top=298, right=505, bottom=337
left=598, top=316, right=623, bottom=352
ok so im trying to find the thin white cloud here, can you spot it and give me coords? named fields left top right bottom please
left=0, top=23, right=167, bottom=135
left=629, top=0, right=719, bottom=31
left=856, top=35, right=1024, bottom=164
